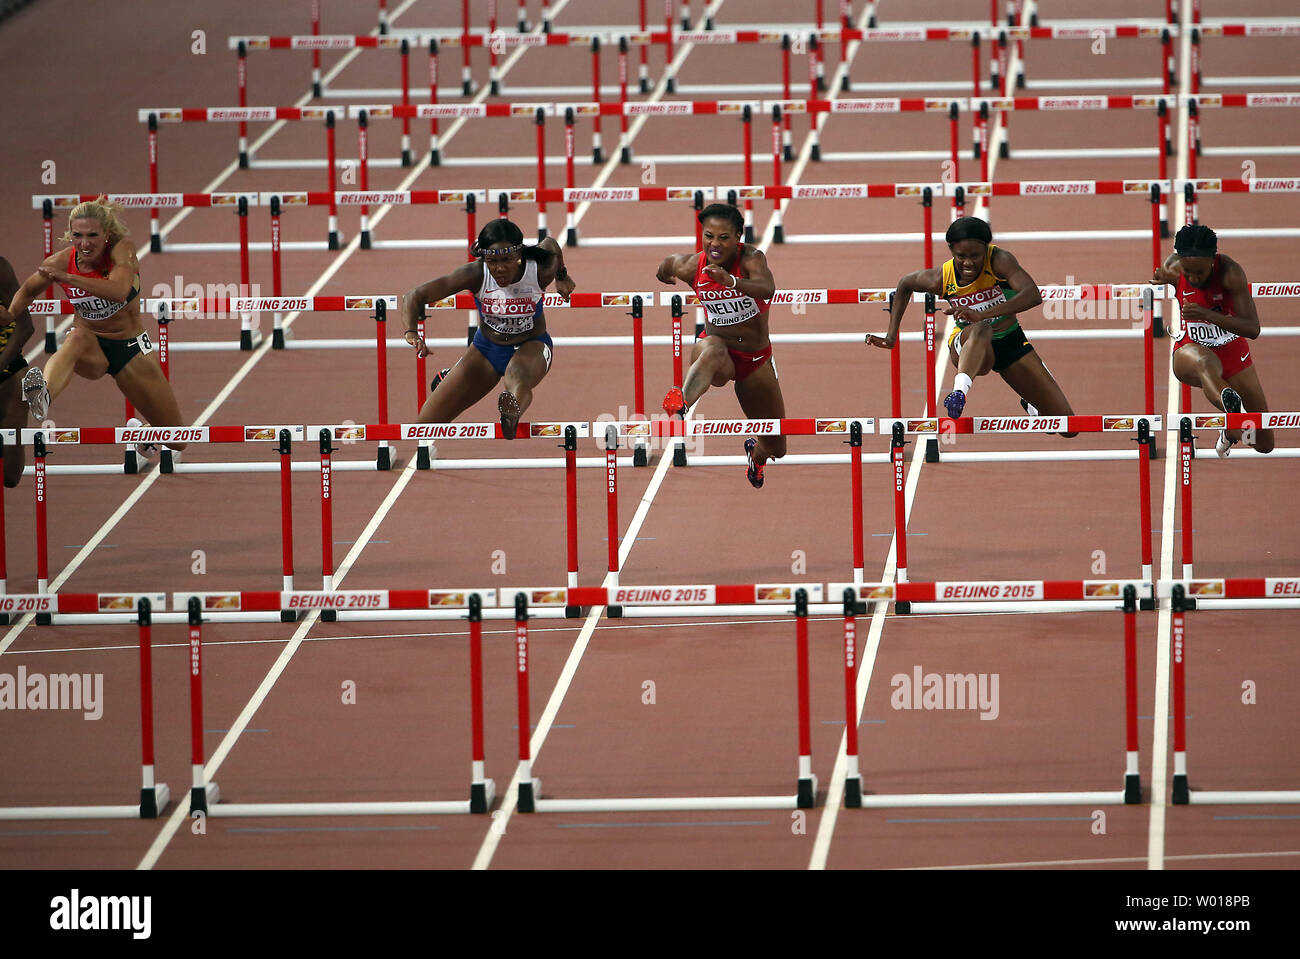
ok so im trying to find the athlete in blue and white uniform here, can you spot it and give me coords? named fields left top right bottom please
left=402, top=219, right=574, bottom=439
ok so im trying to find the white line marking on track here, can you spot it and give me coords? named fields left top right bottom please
left=1145, top=0, right=1197, bottom=873
left=808, top=1, right=1012, bottom=868
left=470, top=0, right=719, bottom=871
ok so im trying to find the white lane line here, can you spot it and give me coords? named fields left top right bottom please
left=136, top=458, right=421, bottom=870
left=1146, top=0, right=1196, bottom=873
left=133, top=0, right=577, bottom=871
left=470, top=0, right=713, bottom=871
left=2, top=2, right=426, bottom=660
left=809, top=3, right=1016, bottom=868
left=470, top=427, right=678, bottom=870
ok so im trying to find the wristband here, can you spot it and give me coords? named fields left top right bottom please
left=728, top=273, right=737, bottom=289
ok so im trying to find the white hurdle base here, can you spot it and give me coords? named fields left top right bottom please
left=851, top=790, right=1128, bottom=808
left=0, top=783, right=171, bottom=821
left=522, top=775, right=816, bottom=813
left=533, top=795, right=805, bottom=813
left=208, top=796, right=491, bottom=817
left=197, top=772, right=494, bottom=818
left=1185, top=790, right=1300, bottom=805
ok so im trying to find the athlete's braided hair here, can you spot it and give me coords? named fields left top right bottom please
left=472, top=218, right=552, bottom=264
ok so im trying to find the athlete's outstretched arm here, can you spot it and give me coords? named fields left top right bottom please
left=867, top=267, right=941, bottom=350
left=401, top=261, right=483, bottom=358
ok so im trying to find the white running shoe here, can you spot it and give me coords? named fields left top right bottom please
left=22, top=367, right=50, bottom=422
left=127, top=416, right=160, bottom=463
left=1215, top=429, right=1237, bottom=459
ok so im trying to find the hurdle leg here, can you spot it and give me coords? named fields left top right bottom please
left=1171, top=586, right=1190, bottom=804
left=794, top=591, right=817, bottom=808
left=279, top=431, right=298, bottom=621
left=842, top=592, right=862, bottom=807
left=467, top=595, right=496, bottom=813
left=849, top=421, right=864, bottom=584
left=319, top=430, right=336, bottom=614
left=514, top=593, right=543, bottom=811
left=136, top=599, right=171, bottom=817
left=604, top=425, right=623, bottom=612
left=34, top=434, right=49, bottom=597
left=890, top=422, right=910, bottom=614
left=564, top=427, right=581, bottom=617
left=187, top=598, right=221, bottom=815
left=1122, top=586, right=1142, bottom=804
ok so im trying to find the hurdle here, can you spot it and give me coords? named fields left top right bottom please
left=832, top=581, right=1143, bottom=808
left=880, top=416, right=1164, bottom=591
left=510, top=586, right=821, bottom=813
left=1172, top=413, right=1300, bottom=581
left=1162, top=579, right=1300, bottom=805
left=183, top=595, right=495, bottom=817
left=11, top=422, right=591, bottom=610
left=138, top=107, right=350, bottom=241
left=0, top=598, right=170, bottom=821
left=601, top=417, right=875, bottom=583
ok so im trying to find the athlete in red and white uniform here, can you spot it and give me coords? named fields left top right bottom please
left=1154, top=224, right=1274, bottom=457
left=402, top=218, right=573, bottom=438
left=656, top=203, right=785, bottom=488
left=2, top=197, right=187, bottom=459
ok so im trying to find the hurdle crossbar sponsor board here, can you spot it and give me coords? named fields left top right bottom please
left=1158, top=578, right=1300, bottom=600
left=878, top=415, right=1162, bottom=435
left=173, top=589, right=501, bottom=612
left=832, top=581, right=1151, bottom=603
left=604, top=418, right=873, bottom=438
left=1184, top=412, right=1300, bottom=430
left=32, top=193, right=257, bottom=209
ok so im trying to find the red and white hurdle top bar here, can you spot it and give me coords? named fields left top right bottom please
left=224, top=23, right=1300, bottom=50
left=1157, top=579, right=1300, bottom=600
left=7, top=579, right=1299, bottom=616
left=138, top=93, right=1300, bottom=123
left=8, top=412, right=1299, bottom=449
left=32, top=284, right=1300, bottom=319
left=36, top=175, right=1300, bottom=218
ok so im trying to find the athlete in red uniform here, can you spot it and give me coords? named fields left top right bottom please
left=1, top=197, right=187, bottom=460
left=1154, top=224, right=1274, bottom=457
left=656, top=203, right=784, bottom=488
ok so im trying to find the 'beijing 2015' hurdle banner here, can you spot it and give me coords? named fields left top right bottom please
left=878, top=416, right=1164, bottom=435
left=607, top=418, right=873, bottom=438
left=172, top=590, right=502, bottom=613
left=832, top=581, right=1151, bottom=603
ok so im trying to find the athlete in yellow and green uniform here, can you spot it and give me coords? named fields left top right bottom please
left=867, top=216, right=1075, bottom=435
